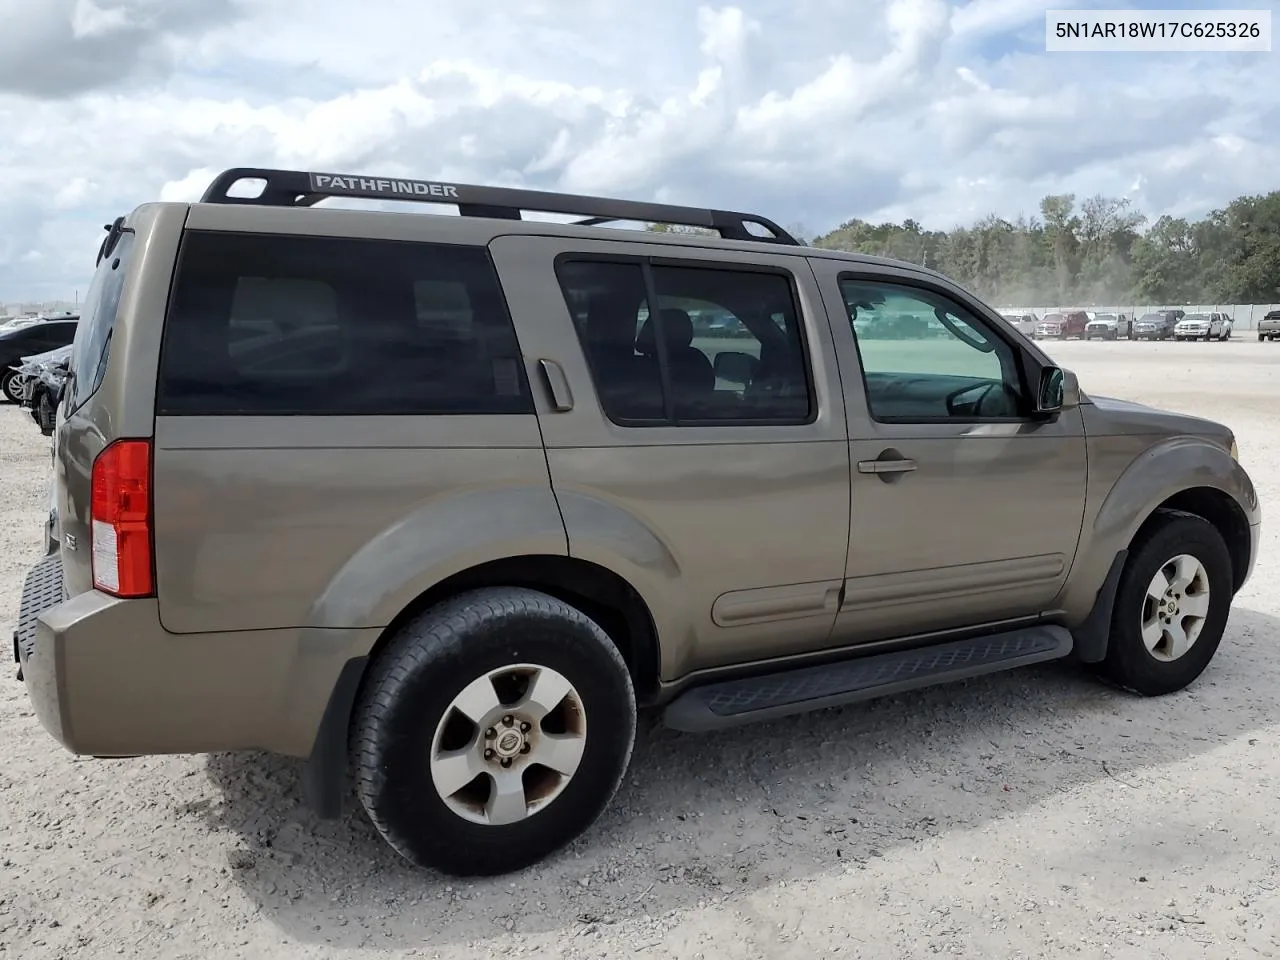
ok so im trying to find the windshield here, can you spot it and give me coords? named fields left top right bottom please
left=1139, top=314, right=1162, bottom=323
left=1182, top=314, right=1209, bottom=322
left=1094, top=314, right=1117, bottom=322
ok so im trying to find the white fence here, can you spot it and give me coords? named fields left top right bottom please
left=997, top=303, right=1280, bottom=331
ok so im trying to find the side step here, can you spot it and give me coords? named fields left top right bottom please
left=662, top=624, right=1073, bottom=732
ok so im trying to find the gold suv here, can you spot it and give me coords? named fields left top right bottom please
left=13, top=167, right=1260, bottom=876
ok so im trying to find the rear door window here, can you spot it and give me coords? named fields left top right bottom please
left=66, top=233, right=134, bottom=414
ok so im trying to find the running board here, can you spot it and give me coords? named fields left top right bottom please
left=662, top=625, right=1073, bottom=733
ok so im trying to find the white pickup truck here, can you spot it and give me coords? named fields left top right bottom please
left=999, top=312, right=1039, bottom=338
left=1174, top=312, right=1232, bottom=341
left=1258, top=310, right=1280, bottom=341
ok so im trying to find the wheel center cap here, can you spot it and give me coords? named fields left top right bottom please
left=493, top=730, right=525, bottom=758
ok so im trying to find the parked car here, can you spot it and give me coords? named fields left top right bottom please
left=1257, top=310, right=1280, bottom=341
left=13, top=344, right=72, bottom=435
left=1175, top=312, right=1232, bottom=341
left=1000, top=313, right=1038, bottom=338
left=1035, top=310, right=1088, bottom=339
left=13, top=167, right=1260, bottom=878
left=0, top=316, right=78, bottom=403
left=1085, top=313, right=1133, bottom=340
left=1134, top=311, right=1179, bottom=340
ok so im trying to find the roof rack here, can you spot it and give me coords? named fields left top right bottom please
left=200, top=167, right=800, bottom=245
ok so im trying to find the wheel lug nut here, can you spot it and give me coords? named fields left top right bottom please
left=503, top=715, right=514, bottom=727
left=485, top=728, right=496, bottom=739
left=521, top=743, right=531, bottom=754
left=519, top=721, right=531, bottom=733
left=484, top=748, right=495, bottom=760
left=500, top=757, right=512, bottom=768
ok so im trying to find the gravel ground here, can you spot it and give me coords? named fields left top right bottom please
left=3, top=339, right=1280, bottom=959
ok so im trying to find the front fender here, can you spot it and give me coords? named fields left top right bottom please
left=308, top=485, right=569, bottom=631
left=1058, top=436, right=1259, bottom=623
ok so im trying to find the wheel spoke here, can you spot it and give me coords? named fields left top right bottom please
left=1172, top=555, right=1202, bottom=591
left=451, top=674, right=502, bottom=724
left=536, top=732, right=586, bottom=777
left=523, top=667, right=573, bottom=720
left=1181, top=591, right=1211, bottom=619
left=486, top=771, right=529, bottom=825
left=1141, top=617, right=1164, bottom=652
left=1164, top=621, right=1191, bottom=660
left=1146, top=568, right=1170, bottom=603
left=432, top=747, right=482, bottom=797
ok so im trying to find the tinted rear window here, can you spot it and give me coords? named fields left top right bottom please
left=66, top=233, right=134, bottom=414
left=156, top=231, right=532, bottom=416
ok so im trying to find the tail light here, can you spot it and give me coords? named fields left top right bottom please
left=90, top=439, right=154, bottom=598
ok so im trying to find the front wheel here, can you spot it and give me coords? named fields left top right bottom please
left=1097, top=511, right=1233, bottom=696
left=352, top=587, right=637, bottom=877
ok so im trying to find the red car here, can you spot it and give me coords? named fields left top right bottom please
left=1034, top=310, right=1088, bottom=339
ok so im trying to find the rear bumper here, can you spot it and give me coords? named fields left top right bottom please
left=15, top=554, right=376, bottom=759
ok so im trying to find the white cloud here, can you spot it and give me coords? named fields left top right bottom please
left=0, top=0, right=1277, bottom=299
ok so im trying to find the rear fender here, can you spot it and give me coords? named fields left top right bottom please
left=552, top=488, right=688, bottom=680
left=307, top=486, right=569, bottom=632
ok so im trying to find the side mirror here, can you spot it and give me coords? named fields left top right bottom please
left=713, top=350, right=759, bottom=386
left=1035, top=365, right=1080, bottom=415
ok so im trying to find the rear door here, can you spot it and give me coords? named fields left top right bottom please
left=810, top=257, right=1089, bottom=645
left=488, top=235, right=850, bottom=679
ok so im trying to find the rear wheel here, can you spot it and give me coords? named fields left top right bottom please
left=1097, top=511, right=1233, bottom=696
left=352, top=586, right=637, bottom=876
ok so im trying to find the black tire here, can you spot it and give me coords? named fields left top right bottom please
left=352, top=586, right=637, bottom=877
left=1259, top=333, right=1266, bottom=342
left=36, top=392, right=55, bottom=435
left=1098, top=510, right=1233, bottom=696
left=0, top=371, right=19, bottom=405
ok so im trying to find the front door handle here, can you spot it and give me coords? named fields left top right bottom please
left=857, top=457, right=917, bottom=475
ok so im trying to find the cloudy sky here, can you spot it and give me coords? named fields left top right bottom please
left=0, top=0, right=1275, bottom=300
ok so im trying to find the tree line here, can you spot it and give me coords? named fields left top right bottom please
left=648, top=190, right=1280, bottom=305
left=804, top=190, right=1280, bottom=306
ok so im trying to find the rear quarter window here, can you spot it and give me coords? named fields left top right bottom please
left=66, top=233, right=134, bottom=414
left=155, top=231, right=532, bottom=416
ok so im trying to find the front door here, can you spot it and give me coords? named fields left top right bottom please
left=488, top=236, right=852, bottom=680
left=809, top=258, right=1089, bottom=645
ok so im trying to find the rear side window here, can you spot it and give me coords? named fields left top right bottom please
left=66, top=233, right=134, bottom=414
left=156, top=231, right=532, bottom=416
left=555, top=258, right=813, bottom=425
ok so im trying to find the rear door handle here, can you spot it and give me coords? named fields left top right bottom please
left=857, top=458, right=917, bottom=474
left=537, top=359, right=574, bottom=412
